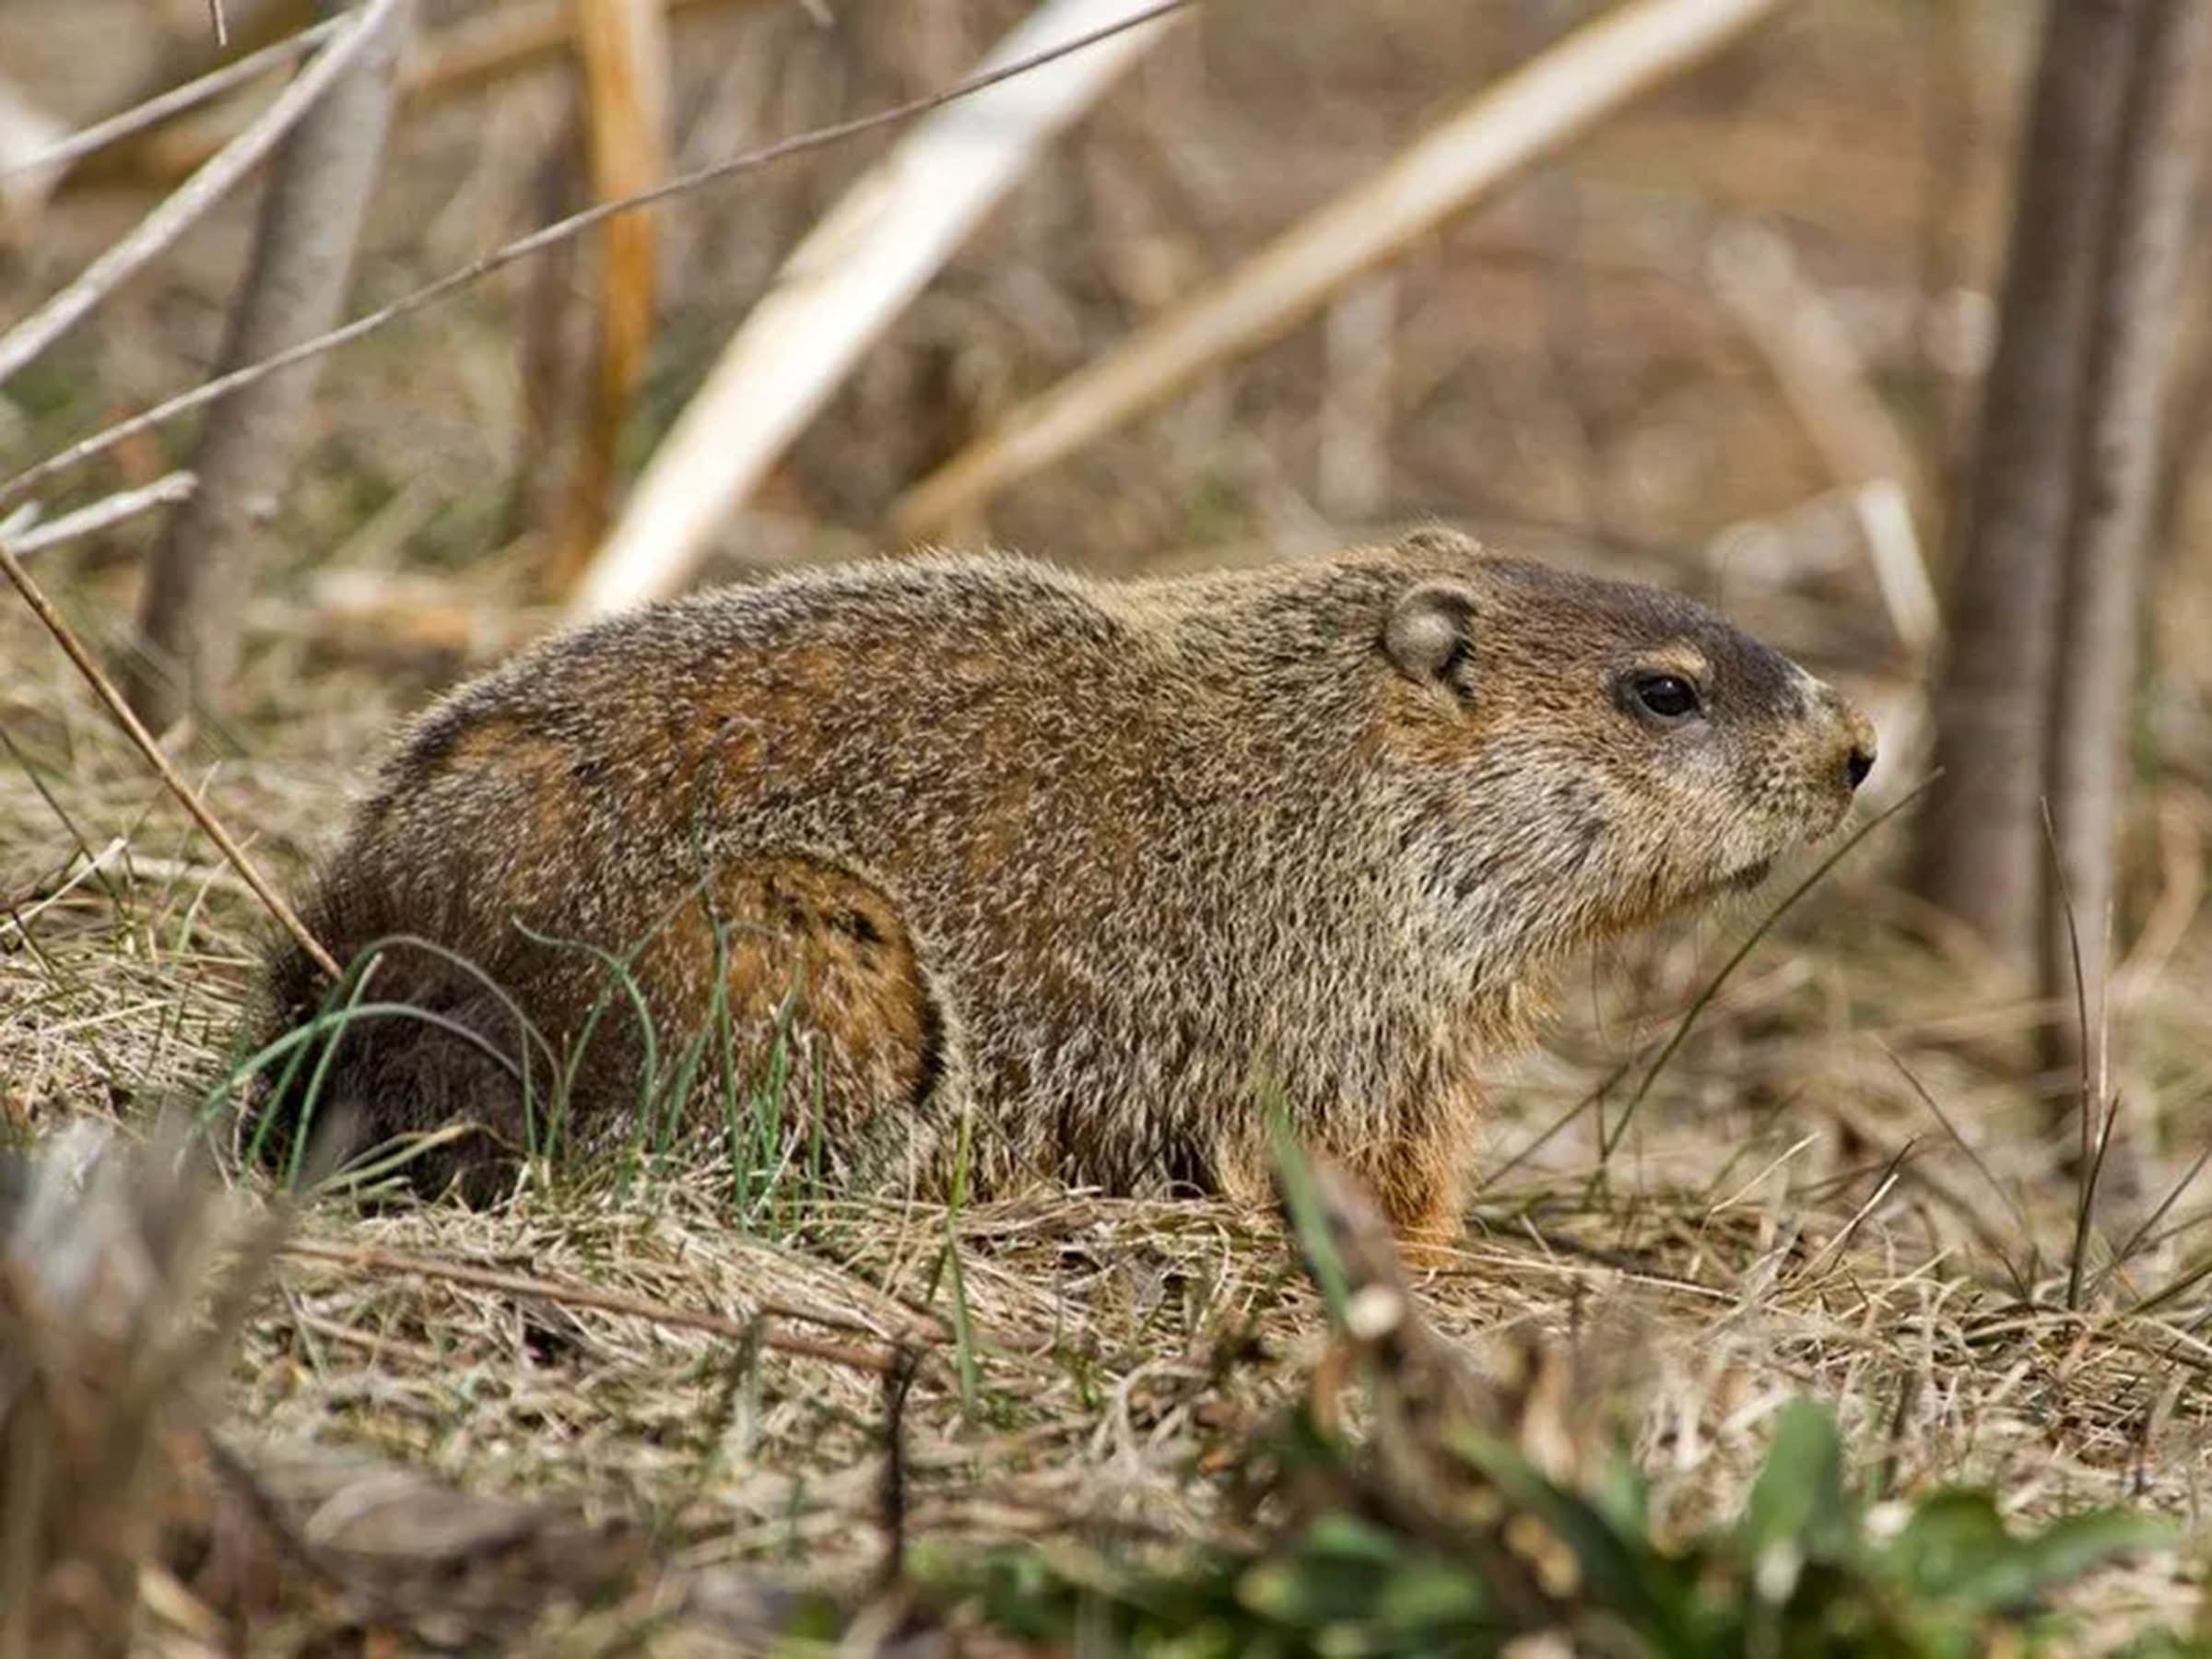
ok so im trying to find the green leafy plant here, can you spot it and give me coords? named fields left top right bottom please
left=945, top=1396, right=2174, bottom=1657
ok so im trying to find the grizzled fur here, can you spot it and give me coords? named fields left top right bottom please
left=253, top=532, right=1876, bottom=1236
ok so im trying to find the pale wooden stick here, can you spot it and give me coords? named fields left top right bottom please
left=1852, top=477, right=1940, bottom=659
left=2113, top=797, right=2205, bottom=996
left=1706, top=220, right=1925, bottom=495
left=4, top=472, right=197, bottom=558
left=0, top=0, right=401, bottom=391
left=892, top=0, right=1798, bottom=539
left=1318, top=275, right=1398, bottom=521
left=0, top=536, right=342, bottom=982
left=0, top=72, right=67, bottom=230
left=565, top=0, right=1183, bottom=620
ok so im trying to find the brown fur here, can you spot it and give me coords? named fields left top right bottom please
left=252, top=532, right=1876, bottom=1233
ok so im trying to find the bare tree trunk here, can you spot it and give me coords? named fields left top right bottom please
left=1912, top=0, right=2138, bottom=972
left=2042, top=0, right=2212, bottom=1124
left=127, top=0, right=409, bottom=733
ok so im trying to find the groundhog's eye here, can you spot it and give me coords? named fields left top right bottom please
left=1629, top=672, right=1701, bottom=721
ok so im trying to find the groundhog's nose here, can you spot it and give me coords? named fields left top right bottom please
left=1839, top=703, right=1877, bottom=793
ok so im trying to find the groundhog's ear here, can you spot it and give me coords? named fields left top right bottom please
left=1382, top=580, right=1478, bottom=690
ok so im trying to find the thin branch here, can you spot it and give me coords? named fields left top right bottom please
left=91, top=0, right=764, bottom=188
left=0, top=0, right=1195, bottom=516
left=0, top=536, right=342, bottom=982
left=0, top=18, right=344, bottom=183
left=0, top=0, right=402, bottom=392
left=3, top=473, right=196, bottom=558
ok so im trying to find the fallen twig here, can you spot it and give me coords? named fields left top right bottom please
left=279, top=1238, right=947, bottom=1373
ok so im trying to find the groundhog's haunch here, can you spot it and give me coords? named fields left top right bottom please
left=255, top=532, right=1876, bottom=1236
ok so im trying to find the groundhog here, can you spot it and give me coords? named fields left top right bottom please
left=253, top=531, right=1876, bottom=1237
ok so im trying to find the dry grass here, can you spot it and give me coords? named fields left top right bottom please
left=6, top=568, right=2212, bottom=1648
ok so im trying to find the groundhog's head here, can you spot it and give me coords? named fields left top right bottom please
left=1372, top=532, right=1877, bottom=961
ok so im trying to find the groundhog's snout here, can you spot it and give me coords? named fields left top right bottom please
left=1829, top=692, right=1878, bottom=795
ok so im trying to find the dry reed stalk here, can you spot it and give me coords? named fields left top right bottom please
left=551, top=0, right=671, bottom=595
left=892, top=0, right=1803, bottom=540
left=566, top=0, right=1186, bottom=620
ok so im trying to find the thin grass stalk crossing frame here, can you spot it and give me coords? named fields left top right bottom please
left=0, top=536, right=342, bottom=982
left=1594, top=775, right=1937, bottom=1167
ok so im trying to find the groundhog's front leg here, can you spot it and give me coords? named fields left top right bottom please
left=1235, top=1120, right=1469, bottom=1258
left=1342, top=1072, right=1485, bottom=1257
left=1357, top=1135, right=1469, bottom=1259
